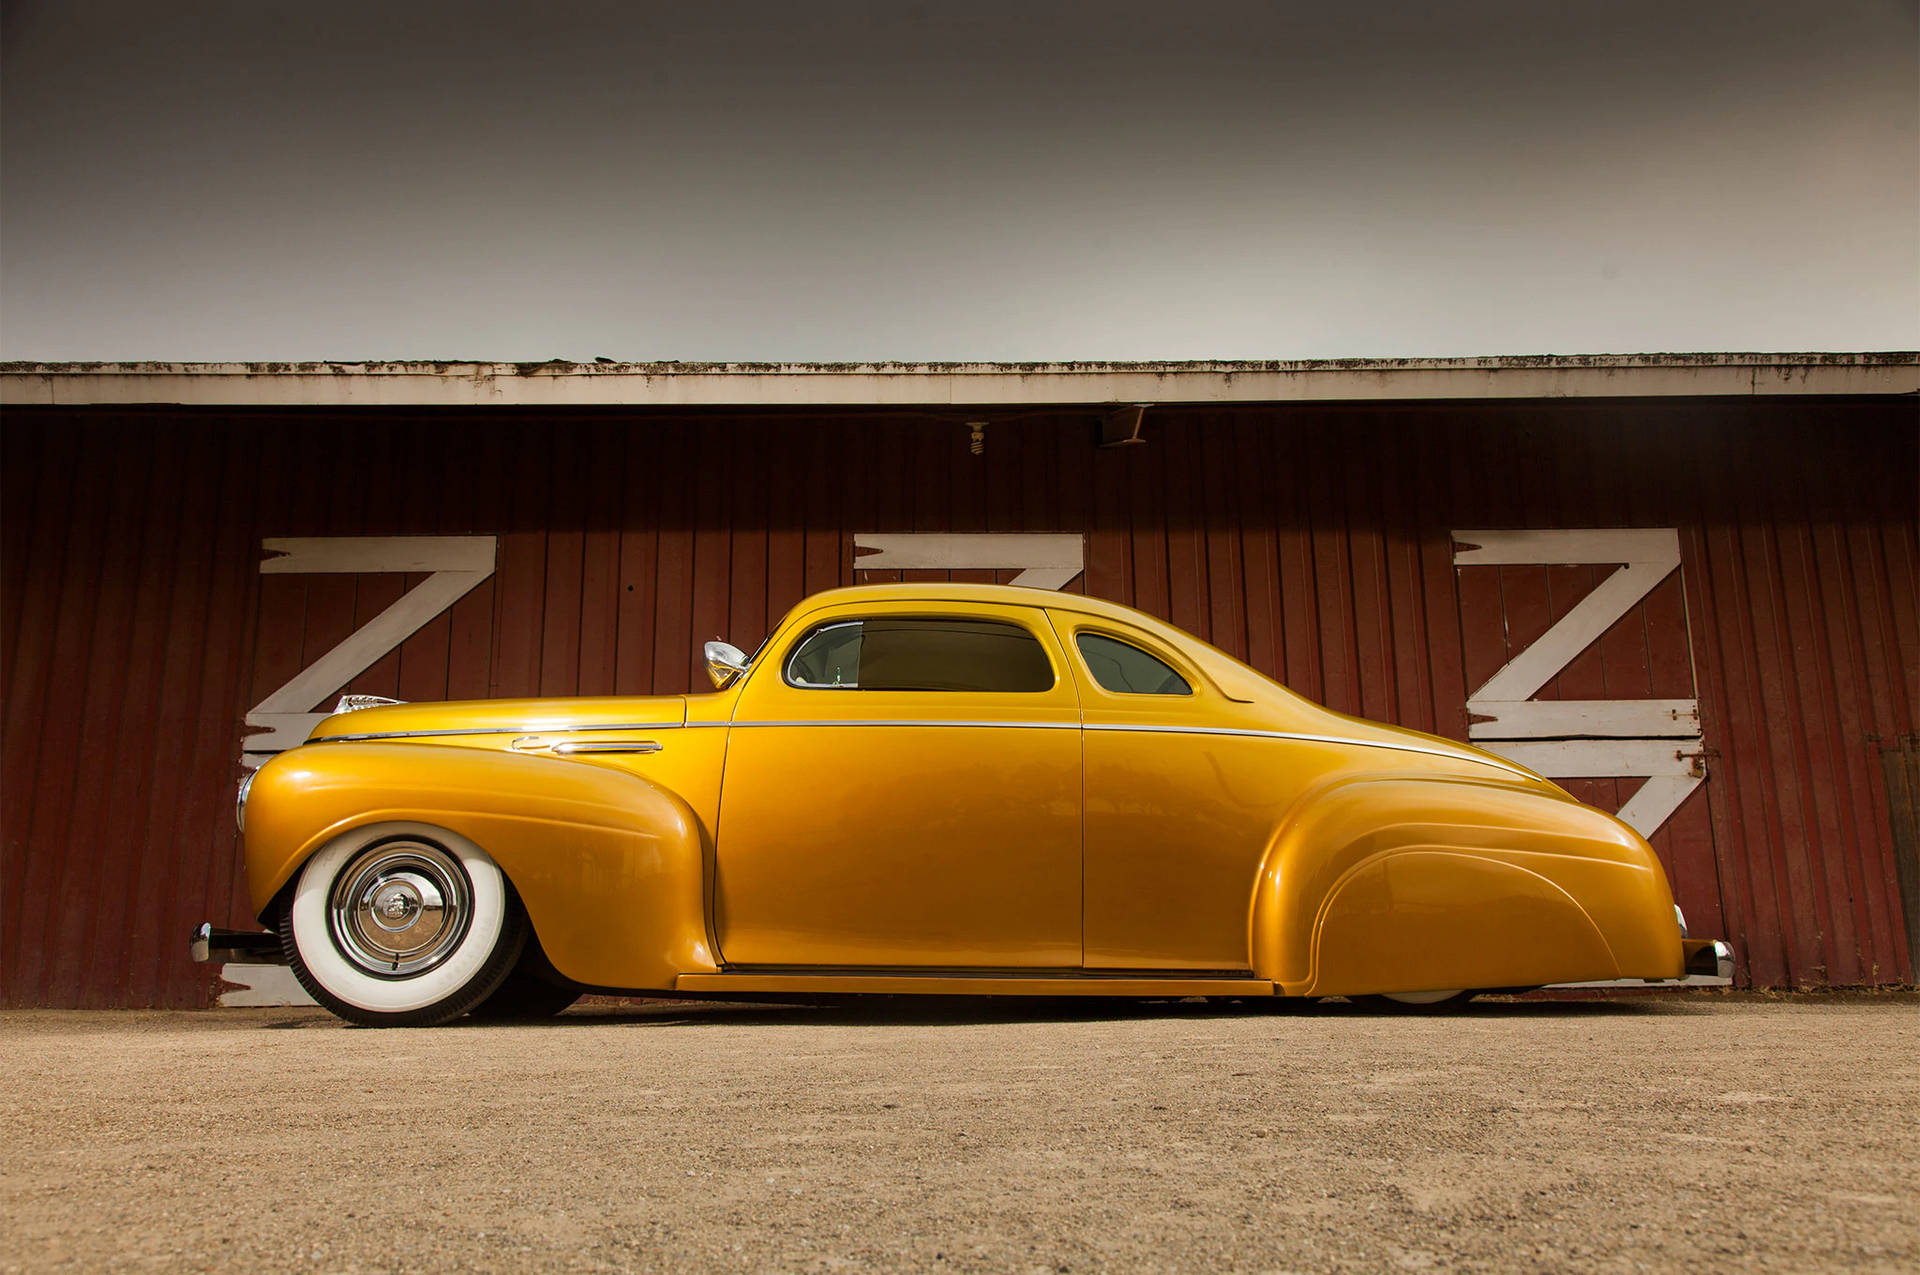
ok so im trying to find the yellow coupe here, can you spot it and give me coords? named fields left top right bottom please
left=195, top=583, right=1730, bottom=1026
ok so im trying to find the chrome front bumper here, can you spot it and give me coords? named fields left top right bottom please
left=1548, top=939, right=1734, bottom=990
left=189, top=922, right=288, bottom=965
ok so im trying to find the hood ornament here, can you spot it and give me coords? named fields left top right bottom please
left=333, top=694, right=406, bottom=715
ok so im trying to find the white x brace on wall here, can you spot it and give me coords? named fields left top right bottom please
left=1453, top=529, right=1705, bottom=838
left=241, top=536, right=498, bottom=769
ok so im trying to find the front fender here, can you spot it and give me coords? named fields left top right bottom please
left=243, top=742, right=716, bottom=990
left=1249, top=775, right=1682, bottom=995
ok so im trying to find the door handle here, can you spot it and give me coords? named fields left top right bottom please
left=551, top=739, right=663, bottom=755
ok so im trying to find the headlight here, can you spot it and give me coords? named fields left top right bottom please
left=236, top=769, right=256, bottom=833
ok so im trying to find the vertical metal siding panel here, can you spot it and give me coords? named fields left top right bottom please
left=123, top=426, right=227, bottom=1006
left=1627, top=413, right=1719, bottom=944
left=1378, top=419, right=1435, bottom=736
left=1054, top=419, right=1093, bottom=596
left=1086, top=440, right=1134, bottom=607
left=346, top=425, right=406, bottom=699
left=576, top=422, right=624, bottom=696
left=1160, top=418, right=1209, bottom=642
left=1775, top=428, right=1870, bottom=984
left=47, top=427, right=156, bottom=1006
left=801, top=419, right=844, bottom=599
left=1739, top=430, right=1830, bottom=984
left=492, top=432, right=551, bottom=698
left=1692, top=437, right=1787, bottom=986
left=1018, top=415, right=1058, bottom=546
left=1124, top=438, right=1169, bottom=622
left=613, top=423, right=661, bottom=696
left=649, top=422, right=696, bottom=693
left=687, top=436, right=733, bottom=678
left=89, top=430, right=190, bottom=1007
left=444, top=423, right=501, bottom=702
left=197, top=430, right=267, bottom=1006
left=1231, top=416, right=1280, bottom=680
left=725, top=427, right=770, bottom=640
left=1275, top=421, right=1324, bottom=701
left=1200, top=417, right=1247, bottom=658
left=1309, top=421, right=1360, bottom=717
left=0, top=424, right=42, bottom=695
left=865, top=417, right=910, bottom=580
left=946, top=414, right=997, bottom=588
left=395, top=565, right=454, bottom=704
left=0, top=428, right=74, bottom=1005
left=1813, top=415, right=1911, bottom=982
left=764, top=425, right=807, bottom=624
left=1413, top=419, right=1469, bottom=743
left=14, top=423, right=115, bottom=1002
left=1342, top=414, right=1397, bottom=726
left=1807, top=502, right=1900, bottom=983
left=538, top=426, right=587, bottom=697
left=392, top=423, right=452, bottom=703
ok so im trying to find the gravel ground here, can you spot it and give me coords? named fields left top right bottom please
left=4, top=993, right=1917, bottom=1273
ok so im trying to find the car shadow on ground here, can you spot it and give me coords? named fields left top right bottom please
left=442, top=992, right=1693, bottom=1030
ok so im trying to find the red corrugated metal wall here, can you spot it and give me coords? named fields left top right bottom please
left=3, top=399, right=1914, bottom=1005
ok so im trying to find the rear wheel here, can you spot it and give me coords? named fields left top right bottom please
left=279, top=823, right=526, bottom=1027
left=1355, top=990, right=1476, bottom=1013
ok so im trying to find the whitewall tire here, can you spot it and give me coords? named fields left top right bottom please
left=1356, top=989, right=1475, bottom=1013
left=279, top=822, right=527, bottom=1027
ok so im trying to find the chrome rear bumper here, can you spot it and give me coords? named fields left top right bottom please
left=189, top=922, right=287, bottom=965
left=1547, top=939, right=1733, bottom=990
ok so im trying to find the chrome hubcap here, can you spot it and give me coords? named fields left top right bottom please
left=329, top=841, right=472, bottom=978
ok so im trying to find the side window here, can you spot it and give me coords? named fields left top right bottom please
left=1075, top=632, right=1191, bottom=695
left=785, top=617, right=1055, bottom=692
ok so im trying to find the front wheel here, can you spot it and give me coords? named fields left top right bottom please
left=280, top=823, right=526, bottom=1027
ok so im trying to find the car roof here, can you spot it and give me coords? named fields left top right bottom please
left=784, top=581, right=1274, bottom=703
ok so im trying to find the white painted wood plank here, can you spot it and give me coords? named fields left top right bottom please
left=854, top=532, right=1085, bottom=572
left=1482, top=738, right=1704, bottom=778
left=1471, top=560, right=1678, bottom=702
left=1613, top=774, right=1706, bottom=838
left=241, top=712, right=329, bottom=763
left=1007, top=568, right=1081, bottom=590
left=215, top=964, right=316, bottom=1007
left=261, top=535, right=496, bottom=575
left=252, top=569, right=489, bottom=715
left=1467, top=698, right=1700, bottom=738
left=1451, top=528, right=1680, bottom=567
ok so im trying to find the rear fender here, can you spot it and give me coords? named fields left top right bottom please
left=1249, top=776, right=1681, bottom=994
left=242, top=742, right=715, bottom=990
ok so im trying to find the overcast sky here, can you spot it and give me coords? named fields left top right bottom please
left=2, top=0, right=1914, bottom=362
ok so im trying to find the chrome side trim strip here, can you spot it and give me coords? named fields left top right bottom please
left=728, top=719, right=1079, bottom=731
left=1081, top=722, right=1534, bottom=777
left=312, top=721, right=686, bottom=743
left=308, top=716, right=1525, bottom=777
left=723, top=719, right=1529, bottom=776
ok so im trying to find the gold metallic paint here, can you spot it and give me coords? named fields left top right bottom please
left=715, top=600, right=1082, bottom=966
left=241, top=582, right=1700, bottom=998
left=243, top=742, right=715, bottom=988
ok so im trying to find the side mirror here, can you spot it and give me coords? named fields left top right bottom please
left=704, top=640, right=750, bottom=688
